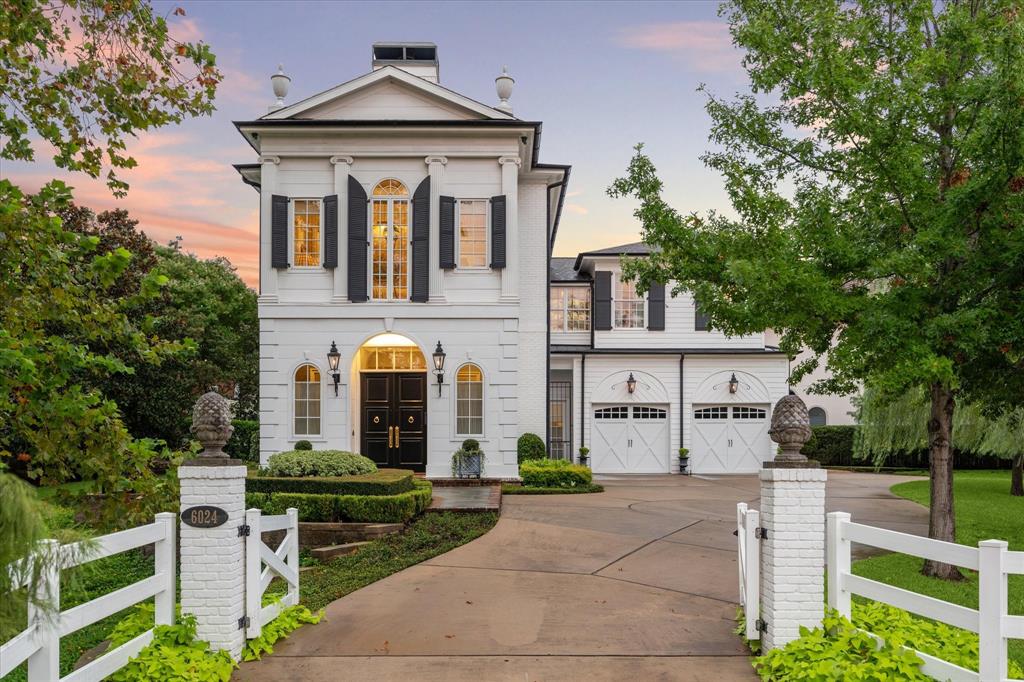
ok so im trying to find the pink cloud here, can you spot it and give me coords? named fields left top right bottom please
left=615, top=21, right=743, bottom=73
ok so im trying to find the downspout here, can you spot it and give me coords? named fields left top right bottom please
left=546, top=172, right=571, bottom=456
left=679, top=353, right=685, bottom=473
left=580, top=354, right=586, bottom=450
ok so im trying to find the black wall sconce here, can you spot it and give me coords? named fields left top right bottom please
left=626, top=372, right=637, bottom=394
left=327, top=341, right=341, bottom=396
left=432, top=341, right=446, bottom=396
left=728, top=372, right=739, bottom=394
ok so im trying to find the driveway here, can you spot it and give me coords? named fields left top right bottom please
left=235, top=470, right=927, bottom=681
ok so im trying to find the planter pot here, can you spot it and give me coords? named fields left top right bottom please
left=579, top=456, right=590, bottom=468
left=678, top=457, right=690, bottom=475
left=454, top=453, right=483, bottom=479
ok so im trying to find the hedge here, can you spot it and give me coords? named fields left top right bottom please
left=519, top=459, right=592, bottom=488
left=801, top=425, right=857, bottom=465
left=264, top=450, right=377, bottom=477
left=245, top=481, right=432, bottom=523
left=225, top=419, right=259, bottom=462
left=517, top=433, right=546, bottom=463
left=502, top=483, right=604, bottom=495
left=247, top=469, right=414, bottom=496
left=801, top=424, right=1013, bottom=469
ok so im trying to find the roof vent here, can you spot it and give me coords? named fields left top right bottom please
left=495, top=65, right=514, bottom=115
left=269, top=64, right=290, bottom=112
left=372, top=42, right=439, bottom=83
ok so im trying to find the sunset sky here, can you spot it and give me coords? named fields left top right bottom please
left=4, top=0, right=750, bottom=288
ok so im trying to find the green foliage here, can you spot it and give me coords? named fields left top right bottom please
left=461, top=439, right=481, bottom=452
left=107, top=612, right=235, bottom=682
left=517, top=433, right=547, bottom=463
left=225, top=420, right=260, bottom=463
left=0, top=472, right=48, bottom=640
left=801, top=426, right=859, bottom=465
left=245, top=492, right=336, bottom=522
left=241, top=604, right=323, bottom=662
left=247, top=469, right=414, bottom=496
left=519, top=459, right=592, bottom=488
left=294, top=440, right=313, bottom=451
left=678, top=448, right=689, bottom=458
left=264, top=450, right=377, bottom=477
left=755, top=609, right=929, bottom=681
left=246, top=481, right=433, bottom=523
left=578, top=446, right=590, bottom=457
left=501, top=483, right=604, bottom=495
left=733, top=607, right=761, bottom=655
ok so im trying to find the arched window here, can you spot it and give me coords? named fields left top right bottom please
left=808, top=407, right=827, bottom=427
left=294, top=364, right=321, bottom=436
left=455, top=363, right=484, bottom=436
left=371, top=179, right=410, bottom=300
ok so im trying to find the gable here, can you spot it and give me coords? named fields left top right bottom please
left=302, top=79, right=479, bottom=121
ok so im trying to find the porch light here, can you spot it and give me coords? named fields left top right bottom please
left=729, top=373, right=739, bottom=394
left=626, top=373, right=637, bottom=394
left=327, top=341, right=341, bottom=396
left=432, top=341, right=446, bottom=396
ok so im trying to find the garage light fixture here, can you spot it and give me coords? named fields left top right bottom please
left=728, top=373, right=739, bottom=394
left=432, top=341, right=446, bottom=396
left=327, top=341, right=342, bottom=396
left=626, top=372, right=637, bottom=394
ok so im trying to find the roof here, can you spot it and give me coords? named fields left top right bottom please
left=550, top=257, right=590, bottom=282
left=573, top=241, right=653, bottom=269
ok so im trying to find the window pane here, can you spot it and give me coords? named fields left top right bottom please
left=293, top=199, right=321, bottom=267
left=455, top=363, right=483, bottom=435
left=392, top=200, right=408, bottom=299
left=458, top=200, right=487, bottom=268
left=294, top=364, right=321, bottom=436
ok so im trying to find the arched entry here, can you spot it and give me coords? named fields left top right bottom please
left=353, top=333, right=428, bottom=471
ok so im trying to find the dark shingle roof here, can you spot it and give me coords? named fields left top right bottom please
left=550, top=257, right=590, bottom=282
left=573, top=241, right=653, bottom=269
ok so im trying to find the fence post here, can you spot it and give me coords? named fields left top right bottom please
left=154, top=512, right=177, bottom=627
left=245, top=508, right=262, bottom=639
left=978, top=539, right=1008, bottom=682
left=26, top=539, right=60, bottom=682
left=286, top=508, right=299, bottom=607
left=736, top=502, right=748, bottom=607
left=744, top=508, right=760, bottom=641
left=826, top=512, right=852, bottom=620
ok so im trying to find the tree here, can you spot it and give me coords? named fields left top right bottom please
left=609, top=0, right=1024, bottom=579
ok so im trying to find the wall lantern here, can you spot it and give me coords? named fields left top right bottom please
left=626, top=372, right=637, bottom=394
left=327, top=341, right=342, bottom=396
left=432, top=341, right=446, bottom=396
left=728, top=372, right=739, bottom=394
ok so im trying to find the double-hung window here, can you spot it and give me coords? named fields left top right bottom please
left=457, top=200, right=488, bottom=268
left=293, top=199, right=322, bottom=267
left=455, top=363, right=484, bottom=435
left=614, top=276, right=645, bottom=329
left=550, top=286, right=591, bottom=332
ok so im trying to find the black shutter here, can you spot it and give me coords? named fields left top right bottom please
left=439, top=195, right=455, bottom=269
left=271, top=195, right=289, bottom=269
left=594, top=271, right=612, bottom=331
left=695, top=301, right=710, bottom=331
left=411, top=177, right=430, bottom=302
left=347, top=176, right=368, bottom=302
left=323, top=194, right=338, bottom=269
left=490, top=194, right=506, bottom=269
left=648, top=282, right=666, bottom=331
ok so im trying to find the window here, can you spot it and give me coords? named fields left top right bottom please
left=732, top=406, right=767, bottom=420
left=457, top=200, right=487, bottom=268
left=360, top=346, right=426, bottom=371
left=293, top=199, right=321, bottom=267
left=614, top=276, right=645, bottom=328
left=694, top=406, right=729, bottom=420
left=371, top=179, right=410, bottom=300
left=294, top=364, right=321, bottom=436
left=695, top=301, right=710, bottom=331
left=594, top=406, right=629, bottom=419
left=550, top=286, right=591, bottom=332
left=633, top=406, right=667, bottom=420
left=808, top=407, right=827, bottom=427
left=456, top=364, right=484, bottom=435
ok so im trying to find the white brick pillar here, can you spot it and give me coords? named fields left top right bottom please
left=759, top=464, right=827, bottom=651
left=178, top=461, right=248, bottom=660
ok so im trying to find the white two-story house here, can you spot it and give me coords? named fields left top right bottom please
left=234, top=44, right=569, bottom=478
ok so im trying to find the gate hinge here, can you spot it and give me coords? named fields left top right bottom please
left=238, top=616, right=250, bottom=630
left=238, top=524, right=251, bottom=537
left=755, top=527, right=768, bottom=540
left=755, top=618, right=768, bottom=634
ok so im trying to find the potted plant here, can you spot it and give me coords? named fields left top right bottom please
left=678, top=447, right=690, bottom=475
left=578, top=446, right=590, bottom=467
left=452, top=439, right=485, bottom=479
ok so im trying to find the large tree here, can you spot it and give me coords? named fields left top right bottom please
left=610, top=0, right=1024, bottom=578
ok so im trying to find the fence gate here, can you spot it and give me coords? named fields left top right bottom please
left=244, top=507, right=299, bottom=639
left=736, top=502, right=761, bottom=640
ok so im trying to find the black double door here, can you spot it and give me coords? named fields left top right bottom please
left=360, top=372, right=427, bottom=471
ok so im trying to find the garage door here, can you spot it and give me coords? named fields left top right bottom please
left=591, top=405, right=670, bottom=473
left=691, top=405, right=771, bottom=474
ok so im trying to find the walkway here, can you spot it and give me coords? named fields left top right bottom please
left=235, top=470, right=927, bottom=681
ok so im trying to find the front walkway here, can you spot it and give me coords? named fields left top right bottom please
left=235, top=471, right=926, bottom=681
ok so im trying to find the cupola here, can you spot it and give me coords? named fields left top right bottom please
left=372, top=42, right=439, bottom=83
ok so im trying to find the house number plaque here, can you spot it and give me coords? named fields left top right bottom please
left=180, top=505, right=228, bottom=528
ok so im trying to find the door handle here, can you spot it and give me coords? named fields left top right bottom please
left=388, top=426, right=394, bottom=449
left=395, top=426, right=400, bottom=448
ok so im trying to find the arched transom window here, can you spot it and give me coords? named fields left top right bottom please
left=808, top=407, right=827, bottom=427
left=455, top=363, right=484, bottom=436
left=294, top=364, right=321, bottom=436
left=371, top=179, right=410, bottom=301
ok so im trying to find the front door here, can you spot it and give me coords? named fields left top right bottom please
left=361, top=372, right=427, bottom=471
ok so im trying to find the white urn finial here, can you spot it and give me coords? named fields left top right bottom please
left=495, top=65, right=514, bottom=114
left=270, top=63, right=291, bottom=112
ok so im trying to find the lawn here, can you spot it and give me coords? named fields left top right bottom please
left=852, top=470, right=1024, bottom=670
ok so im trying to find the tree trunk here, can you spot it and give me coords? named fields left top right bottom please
left=922, top=383, right=963, bottom=580
left=1012, top=453, right=1024, bottom=497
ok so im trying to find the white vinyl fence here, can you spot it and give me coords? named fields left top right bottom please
left=827, top=511, right=1022, bottom=682
left=736, top=502, right=761, bottom=640
left=0, top=513, right=176, bottom=681
left=244, top=507, right=299, bottom=640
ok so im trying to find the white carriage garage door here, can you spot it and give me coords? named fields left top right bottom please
left=590, top=405, right=670, bottom=474
left=691, top=405, right=771, bottom=474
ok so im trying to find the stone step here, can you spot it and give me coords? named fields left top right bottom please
left=363, top=523, right=404, bottom=537
left=309, top=541, right=371, bottom=562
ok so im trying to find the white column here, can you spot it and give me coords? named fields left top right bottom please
left=425, top=155, right=446, bottom=301
left=330, top=156, right=353, bottom=303
left=759, top=465, right=827, bottom=651
left=826, top=511, right=852, bottom=619
left=499, top=155, right=521, bottom=301
left=258, top=155, right=280, bottom=302
left=178, top=462, right=248, bottom=660
left=26, top=539, right=60, bottom=681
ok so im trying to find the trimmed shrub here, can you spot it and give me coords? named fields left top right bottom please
left=801, top=425, right=857, bottom=465
left=245, top=492, right=336, bottom=521
left=226, top=419, right=260, bottom=462
left=520, top=459, right=592, bottom=488
left=461, top=438, right=481, bottom=452
left=502, top=483, right=604, bottom=495
left=517, top=433, right=546, bottom=463
left=294, top=440, right=313, bottom=451
left=245, top=480, right=433, bottom=523
left=247, top=469, right=414, bottom=496
left=264, top=450, right=377, bottom=477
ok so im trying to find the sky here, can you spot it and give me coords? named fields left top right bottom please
left=4, top=0, right=752, bottom=288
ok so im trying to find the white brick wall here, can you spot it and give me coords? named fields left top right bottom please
left=178, top=464, right=248, bottom=660
left=758, top=466, right=827, bottom=650
left=516, top=181, right=549, bottom=441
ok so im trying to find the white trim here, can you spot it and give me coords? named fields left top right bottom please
left=454, top=198, right=490, bottom=271
left=291, top=361, right=325, bottom=440
left=453, top=362, right=486, bottom=439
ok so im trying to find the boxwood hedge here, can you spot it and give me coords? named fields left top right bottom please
left=246, top=469, right=414, bottom=496
left=519, top=459, right=592, bottom=488
left=246, top=481, right=432, bottom=523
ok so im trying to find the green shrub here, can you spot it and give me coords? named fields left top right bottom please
left=801, top=425, right=857, bottom=465
left=247, top=469, right=414, bottom=496
left=461, top=438, right=481, bottom=452
left=245, top=492, right=336, bottom=521
left=264, top=450, right=376, bottom=477
left=517, top=433, right=546, bottom=463
left=294, top=440, right=313, bottom=451
left=520, top=459, right=592, bottom=488
left=245, top=481, right=433, bottom=523
left=225, top=419, right=259, bottom=462
left=502, top=483, right=604, bottom=494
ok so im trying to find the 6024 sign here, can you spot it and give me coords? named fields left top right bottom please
left=180, top=505, right=228, bottom=528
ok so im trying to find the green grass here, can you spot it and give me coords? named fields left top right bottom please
left=501, top=483, right=605, bottom=494
left=852, top=470, right=1024, bottom=670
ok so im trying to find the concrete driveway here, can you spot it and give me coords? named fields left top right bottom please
left=235, top=471, right=927, bottom=681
